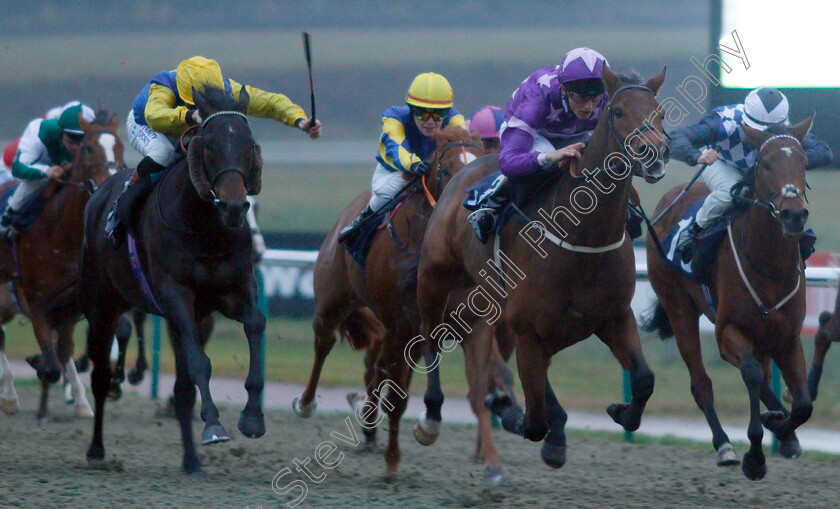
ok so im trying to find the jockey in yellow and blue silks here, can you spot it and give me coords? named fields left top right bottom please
left=338, top=72, right=466, bottom=244
left=105, top=56, right=321, bottom=246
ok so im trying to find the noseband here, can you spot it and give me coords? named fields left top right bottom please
left=200, top=110, right=252, bottom=205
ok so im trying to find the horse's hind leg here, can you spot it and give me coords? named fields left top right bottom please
left=294, top=307, right=343, bottom=418
left=108, top=316, right=132, bottom=400
left=597, top=310, right=654, bottom=433
left=57, top=322, right=93, bottom=418
left=463, top=324, right=506, bottom=484
left=0, top=327, right=19, bottom=415
left=378, top=335, right=410, bottom=477
left=669, top=306, right=739, bottom=466
left=808, top=310, right=838, bottom=401
left=127, top=308, right=148, bottom=385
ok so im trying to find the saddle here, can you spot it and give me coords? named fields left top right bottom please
left=659, top=197, right=816, bottom=286
left=343, top=196, right=409, bottom=268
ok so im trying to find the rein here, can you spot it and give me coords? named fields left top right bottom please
left=199, top=111, right=253, bottom=204
left=423, top=140, right=484, bottom=206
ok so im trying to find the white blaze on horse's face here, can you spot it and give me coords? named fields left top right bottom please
left=781, top=147, right=793, bottom=157
left=98, top=133, right=117, bottom=175
left=460, top=152, right=477, bottom=165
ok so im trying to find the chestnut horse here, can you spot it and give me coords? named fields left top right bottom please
left=798, top=288, right=840, bottom=402
left=643, top=117, right=815, bottom=480
left=416, top=68, right=668, bottom=469
left=293, top=126, right=518, bottom=481
left=80, top=85, right=265, bottom=475
left=0, top=110, right=123, bottom=419
left=0, top=283, right=21, bottom=414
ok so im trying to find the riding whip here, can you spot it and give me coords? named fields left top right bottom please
left=302, top=32, right=316, bottom=123
left=650, top=164, right=707, bottom=226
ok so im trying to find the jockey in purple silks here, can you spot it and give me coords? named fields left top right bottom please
left=467, top=47, right=610, bottom=243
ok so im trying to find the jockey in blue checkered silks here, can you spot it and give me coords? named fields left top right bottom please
left=670, top=87, right=832, bottom=262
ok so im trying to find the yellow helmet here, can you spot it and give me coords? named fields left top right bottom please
left=406, top=72, right=453, bottom=109
left=176, top=56, right=225, bottom=105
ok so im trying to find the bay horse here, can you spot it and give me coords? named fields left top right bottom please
left=80, top=85, right=265, bottom=475
left=643, top=117, right=815, bottom=480
left=798, top=288, right=840, bottom=402
left=293, top=126, right=517, bottom=481
left=416, top=68, right=668, bottom=469
left=0, top=110, right=123, bottom=419
left=0, top=283, right=20, bottom=414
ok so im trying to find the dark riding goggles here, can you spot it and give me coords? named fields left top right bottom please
left=412, top=107, right=449, bottom=122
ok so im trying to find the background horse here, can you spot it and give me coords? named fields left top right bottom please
left=0, top=110, right=122, bottom=419
left=80, top=85, right=265, bottom=475
left=293, top=126, right=516, bottom=482
left=643, top=117, right=814, bottom=480
left=416, top=68, right=668, bottom=469
left=798, top=288, right=840, bottom=402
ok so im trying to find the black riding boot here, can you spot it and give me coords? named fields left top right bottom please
left=105, top=156, right=166, bottom=247
left=0, top=207, right=20, bottom=239
left=467, top=176, right=513, bottom=244
left=338, top=206, right=374, bottom=245
left=676, top=222, right=705, bottom=263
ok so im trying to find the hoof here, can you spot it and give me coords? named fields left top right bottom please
left=484, top=392, right=512, bottom=415
left=760, top=410, right=786, bottom=435
left=346, top=390, right=366, bottom=412
left=482, top=465, right=507, bottom=485
left=383, top=471, right=400, bottom=484
left=716, top=443, right=740, bottom=466
left=237, top=409, right=266, bottom=438
left=292, top=397, right=316, bottom=418
left=779, top=436, right=803, bottom=459
left=742, top=451, right=767, bottom=481
left=522, top=415, right=548, bottom=442
left=540, top=442, right=566, bottom=469
left=87, top=443, right=105, bottom=462
left=0, top=398, right=18, bottom=415
left=127, top=369, right=145, bottom=386
left=413, top=410, right=440, bottom=446
left=606, top=402, right=639, bottom=432
left=75, top=403, right=94, bottom=418
left=185, top=469, right=209, bottom=479
left=36, top=409, right=48, bottom=421
left=64, top=382, right=74, bottom=405
left=201, top=423, right=231, bottom=445
left=107, top=384, right=122, bottom=401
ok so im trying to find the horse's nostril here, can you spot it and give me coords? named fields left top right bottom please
left=780, top=210, right=792, bottom=221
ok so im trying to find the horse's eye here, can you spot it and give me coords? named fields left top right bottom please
left=613, top=107, right=623, bottom=118
left=85, top=146, right=93, bottom=153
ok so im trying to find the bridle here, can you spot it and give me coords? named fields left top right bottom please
left=735, top=134, right=807, bottom=222
left=63, top=128, right=124, bottom=194
left=605, top=84, right=670, bottom=170
left=423, top=140, right=484, bottom=205
left=199, top=110, right=253, bottom=205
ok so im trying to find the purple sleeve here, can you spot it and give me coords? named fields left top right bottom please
left=499, top=127, right=540, bottom=177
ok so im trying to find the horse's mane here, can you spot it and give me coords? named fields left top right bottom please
left=193, top=84, right=239, bottom=113
left=616, top=70, right=643, bottom=85
left=92, top=108, right=112, bottom=126
left=431, top=125, right=478, bottom=159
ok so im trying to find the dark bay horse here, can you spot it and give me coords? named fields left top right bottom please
left=643, top=117, right=814, bottom=480
left=0, top=110, right=123, bottom=419
left=416, top=68, right=668, bottom=468
left=80, top=85, right=265, bottom=475
left=294, top=126, right=515, bottom=481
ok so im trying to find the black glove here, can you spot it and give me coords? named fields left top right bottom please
left=410, top=160, right=431, bottom=177
left=185, top=108, right=200, bottom=125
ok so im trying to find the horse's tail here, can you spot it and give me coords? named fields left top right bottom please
left=639, top=299, right=674, bottom=340
left=338, top=308, right=386, bottom=351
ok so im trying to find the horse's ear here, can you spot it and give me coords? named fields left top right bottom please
left=108, top=114, right=119, bottom=132
left=644, top=66, right=667, bottom=96
left=789, top=113, right=815, bottom=144
left=742, top=123, right=772, bottom=149
left=602, top=66, right=622, bottom=96
left=192, top=86, right=209, bottom=115
left=237, top=86, right=250, bottom=115
left=187, top=136, right=214, bottom=200
left=246, top=141, right=263, bottom=196
left=78, top=113, right=91, bottom=132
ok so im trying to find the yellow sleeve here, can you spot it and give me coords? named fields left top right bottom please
left=448, top=113, right=467, bottom=130
left=378, top=117, right=421, bottom=172
left=144, top=84, right=191, bottom=135
left=229, top=79, right=308, bottom=127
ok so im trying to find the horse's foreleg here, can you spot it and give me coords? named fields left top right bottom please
left=59, top=321, right=93, bottom=418
left=516, top=331, right=549, bottom=442
left=84, top=306, right=119, bottom=464
left=462, top=326, right=506, bottom=484
left=541, top=380, right=568, bottom=469
left=597, top=311, right=654, bottom=433
left=0, top=330, right=19, bottom=414
left=29, top=314, right=61, bottom=420
left=237, top=289, right=267, bottom=440
left=761, top=342, right=812, bottom=460
left=379, top=340, right=410, bottom=477
left=108, top=316, right=132, bottom=400
left=170, top=338, right=202, bottom=475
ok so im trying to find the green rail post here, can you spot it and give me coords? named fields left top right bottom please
left=771, top=361, right=781, bottom=454
left=151, top=315, right=162, bottom=399
left=623, top=369, right=633, bottom=441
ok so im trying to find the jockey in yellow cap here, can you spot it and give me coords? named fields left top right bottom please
left=338, top=72, right=465, bottom=244
left=105, top=56, right=321, bottom=247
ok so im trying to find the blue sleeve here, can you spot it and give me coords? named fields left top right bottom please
left=668, top=113, right=723, bottom=166
left=802, top=132, right=833, bottom=170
